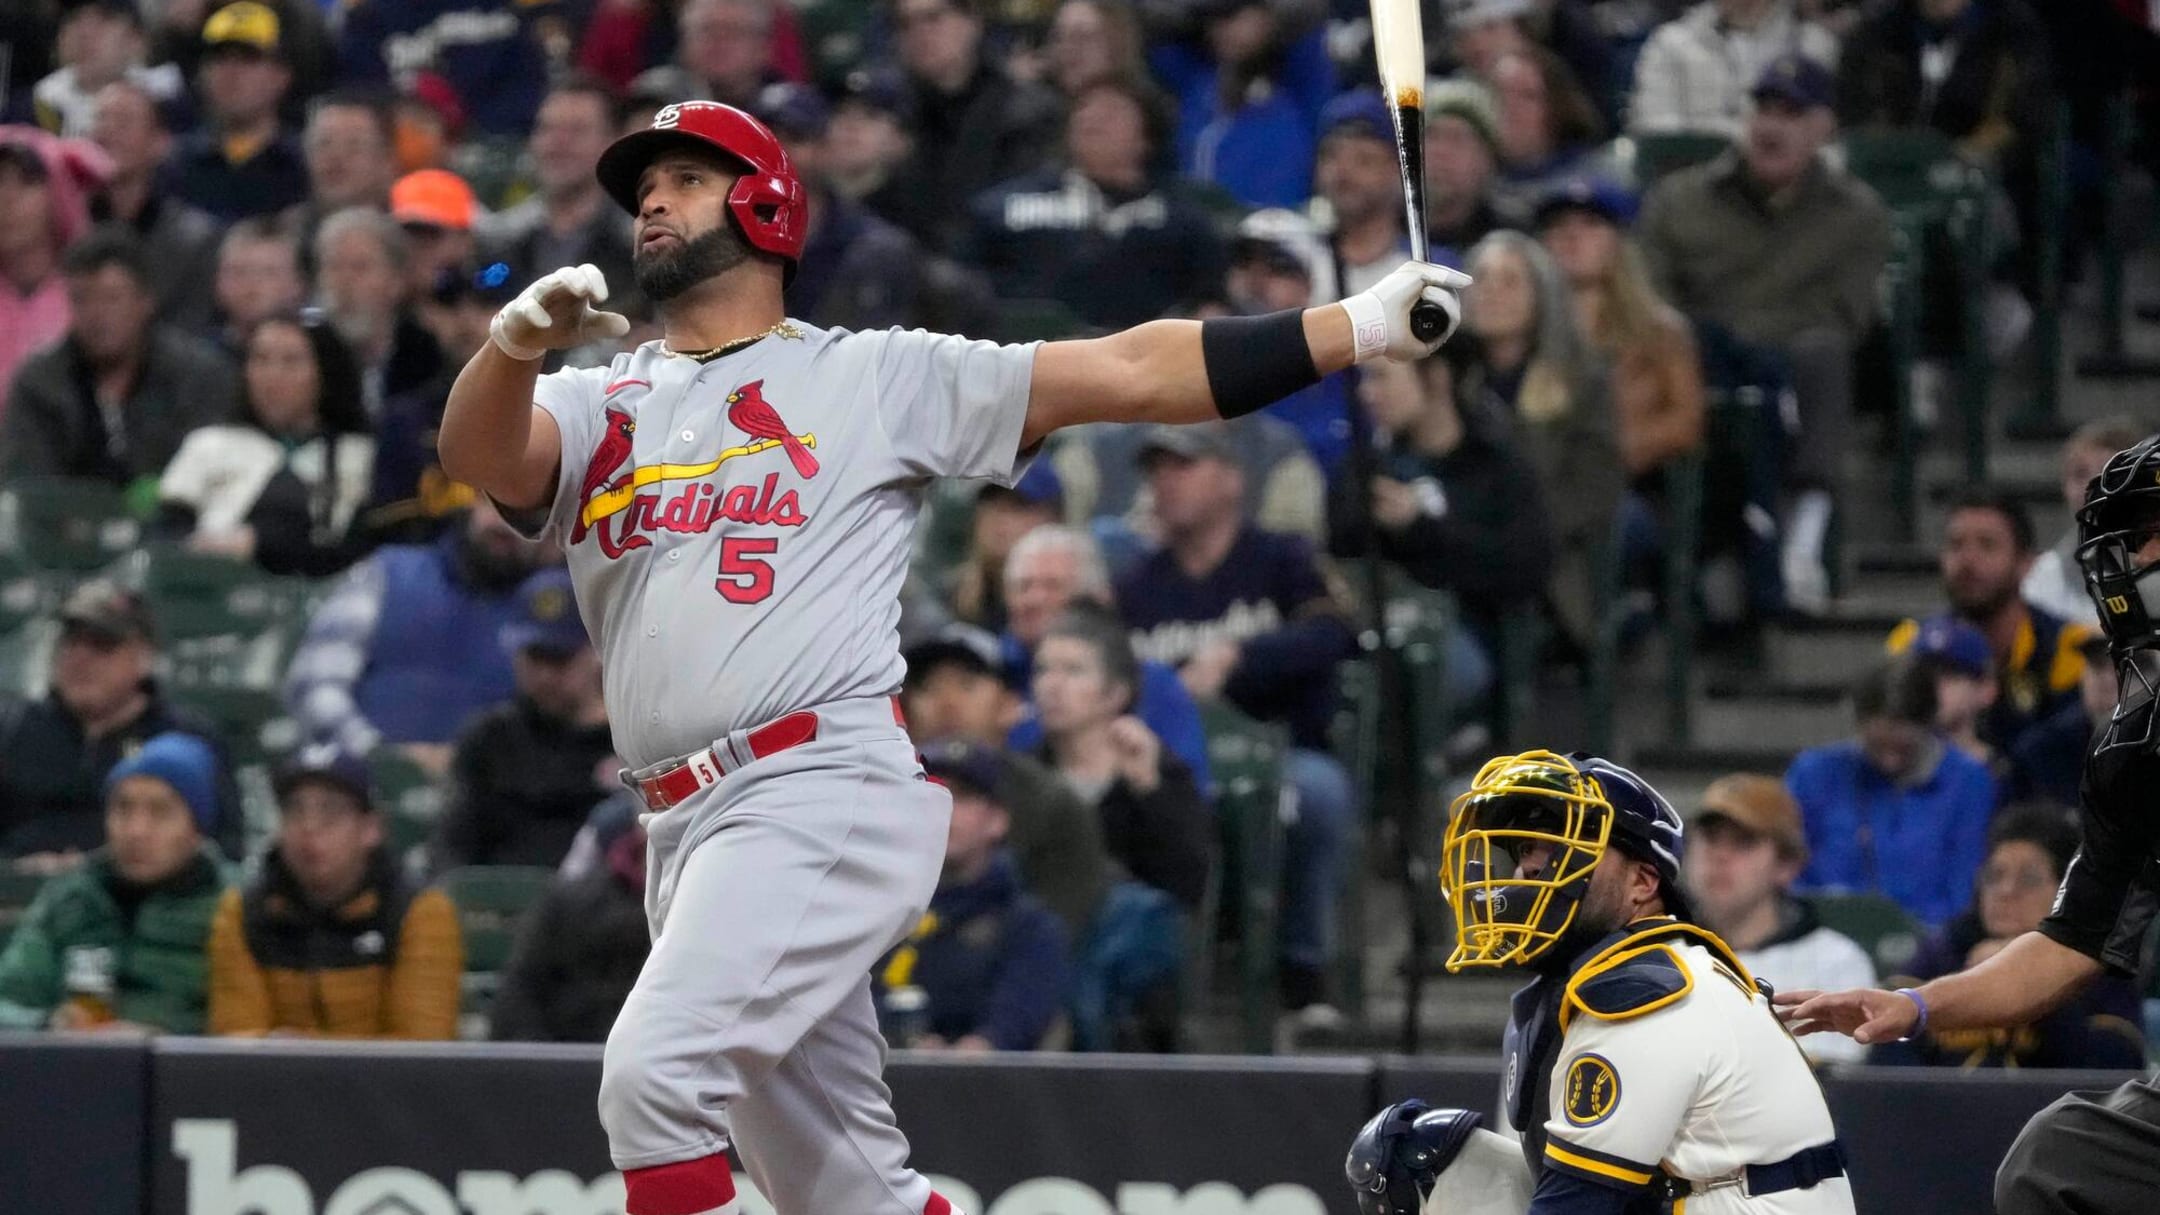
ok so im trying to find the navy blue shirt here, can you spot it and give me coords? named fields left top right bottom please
left=168, top=130, right=308, bottom=222
left=1116, top=528, right=1356, bottom=749
left=874, top=851, right=1070, bottom=1051
left=337, top=0, right=552, bottom=135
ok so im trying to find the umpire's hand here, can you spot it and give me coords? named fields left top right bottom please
left=1774, top=987, right=1922, bottom=1045
left=491, top=263, right=632, bottom=361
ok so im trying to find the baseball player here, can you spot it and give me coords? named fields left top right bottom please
left=435, top=100, right=1468, bottom=1215
left=1345, top=751, right=1853, bottom=1215
left=1781, top=433, right=2160, bottom=1215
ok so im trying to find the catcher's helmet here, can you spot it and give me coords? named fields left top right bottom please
left=596, top=100, right=808, bottom=277
left=2078, top=433, right=2160, bottom=655
left=1344, top=1101, right=1486, bottom=1215
left=1440, top=750, right=1690, bottom=971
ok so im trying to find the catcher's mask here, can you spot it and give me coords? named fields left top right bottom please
left=1440, top=750, right=1613, bottom=971
left=2077, top=434, right=2160, bottom=657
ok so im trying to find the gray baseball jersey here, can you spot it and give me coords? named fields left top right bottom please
left=528, top=323, right=1037, bottom=768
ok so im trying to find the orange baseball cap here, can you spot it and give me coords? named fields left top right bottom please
left=390, top=169, right=476, bottom=231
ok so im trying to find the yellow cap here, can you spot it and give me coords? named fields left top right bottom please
left=202, top=1, right=281, bottom=54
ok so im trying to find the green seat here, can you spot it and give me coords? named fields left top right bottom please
left=993, top=298, right=1092, bottom=344
left=369, top=749, right=449, bottom=858
left=1842, top=129, right=1965, bottom=214
left=1809, top=892, right=1924, bottom=977
left=0, top=871, right=48, bottom=949
left=0, top=620, right=59, bottom=698
left=1201, top=703, right=1289, bottom=1053
left=109, top=545, right=318, bottom=642
left=1628, top=132, right=1732, bottom=186
left=439, top=865, right=555, bottom=973
left=0, top=478, right=142, bottom=572
left=0, top=555, right=71, bottom=636
left=168, top=686, right=298, bottom=766
left=1660, top=446, right=1707, bottom=747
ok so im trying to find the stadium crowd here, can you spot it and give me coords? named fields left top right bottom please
left=0, top=0, right=2154, bottom=1062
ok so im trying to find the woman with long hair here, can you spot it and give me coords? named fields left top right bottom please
left=1536, top=179, right=1704, bottom=480
left=158, top=312, right=375, bottom=576
left=1485, top=46, right=1607, bottom=217
left=1459, top=230, right=1622, bottom=651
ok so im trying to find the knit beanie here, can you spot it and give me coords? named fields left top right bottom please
left=104, top=732, right=221, bottom=837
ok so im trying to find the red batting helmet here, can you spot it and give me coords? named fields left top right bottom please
left=596, top=100, right=808, bottom=277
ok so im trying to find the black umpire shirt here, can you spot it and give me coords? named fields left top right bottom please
left=2038, top=674, right=2160, bottom=974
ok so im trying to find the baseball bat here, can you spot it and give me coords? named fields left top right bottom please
left=1369, top=0, right=1447, bottom=343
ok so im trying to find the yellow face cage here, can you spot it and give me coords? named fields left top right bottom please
left=1439, top=750, right=1615, bottom=972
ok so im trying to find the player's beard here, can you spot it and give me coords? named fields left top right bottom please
left=635, top=221, right=754, bottom=303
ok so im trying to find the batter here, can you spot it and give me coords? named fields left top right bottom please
left=437, top=100, right=1470, bottom=1215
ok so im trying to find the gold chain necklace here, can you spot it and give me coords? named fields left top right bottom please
left=662, top=321, right=804, bottom=363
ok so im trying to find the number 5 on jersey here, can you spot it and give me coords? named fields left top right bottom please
left=718, top=536, right=779, bottom=603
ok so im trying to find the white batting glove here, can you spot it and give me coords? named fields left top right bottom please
left=489, top=263, right=632, bottom=361
left=1341, top=261, right=1473, bottom=363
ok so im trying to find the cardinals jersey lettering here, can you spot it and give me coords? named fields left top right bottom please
left=1526, top=926, right=1854, bottom=1215
left=527, top=323, right=1036, bottom=767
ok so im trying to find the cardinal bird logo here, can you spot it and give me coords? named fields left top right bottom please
left=726, top=380, right=820, bottom=479
left=572, top=407, right=638, bottom=542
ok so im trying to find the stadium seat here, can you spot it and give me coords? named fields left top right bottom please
left=0, top=620, right=59, bottom=699
left=438, top=864, right=555, bottom=1035
left=1625, top=132, right=1732, bottom=187
left=0, top=555, right=71, bottom=637
left=1201, top=702, right=1289, bottom=1053
left=1809, top=892, right=1924, bottom=977
left=369, top=749, right=449, bottom=862
left=0, top=479, right=142, bottom=572
left=166, top=686, right=299, bottom=768
left=1660, top=445, right=1708, bottom=747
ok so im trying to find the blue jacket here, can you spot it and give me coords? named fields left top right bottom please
left=1786, top=740, right=1997, bottom=927
left=880, top=851, right=1070, bottom=1051
left=1004, top=637, right=1214, bottom=795
left=1149, top=32, right=1335, bottom=209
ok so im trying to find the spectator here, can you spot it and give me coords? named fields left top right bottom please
left=313, top=206, right=445, bottom=416
left=336, top=0, right=551, bottom=137
left=1149, top=0, right=1334, bottom=209
left=431, top=568, right=616, bottom=873
left=389, top=169, right=480, bottom=304
left=1043, top=0, right=1148, bottom=101
left=2024, top=417, right=2146, bottom=628
left=1887, top=488, right=2091, bottom=755
left=284, top=497, right=547, bottom=776
left=208, top=218, right=307, bottom=354
left=1629, top=0, right=1839, bottom=138
left=751, top=82, right=949, bottom=334
left=1031, top=605, right=1212, bottom=914
left=0, top=732, right=229, bottom=1034
left=169, top=2, right=309, bottom=221
left=0, top=130, right=110, bottom=403
left=964, top=79, right=1227, bottom=330
left=1423, top=79, right=1511, bottom=253
left=0, top=226, right=237, bottom=486
left=489, top=798, right=651, bottom=1042
left=629, top=0, right=781, bottom=113
left=888, top=0, right=1061, bottom=251
left=32, top=0, right=184, bottom=139
left=948, top=463, right=1063, bottom=633
left=1459, top=230, right=1622, bottom=652
left=901, top=626, right=1111, bottom=938
left=1484, top=47, right=1606, bottom=218
left=155, top=313, right=374, bottom=575
left=1786, top=658, right=1997, bottom=928
left=87, top=81, right=219, bottom=333
left=1682, top=773, right=1875, bottom=1063
left=481, top=80, right=637, bottom=329
left=0, top=582, right=236, bottom=865
left=1871, top=807, right=2145, bottom=1069
left=1637, top=54, right=1891, bottom=612
left=1116, top=422, right=1358, bottom=1018
left=206, top=745, right=463, bottom=1039
left=355, top=261, right=504, bottom=546
left=1908, top=616, right=1998, bottom=767
left=1315, top=91, right=1413, bottom=298
left=873, top=740, right=1071, bottom=1051
left=1332, top=346, right=1551, bottom=670
left=1218, top=208, right=1355, bottom=477
left=823, top=68, right=919, bottom=226
left=1445, top=0, right=1616, bottom=125
left=1836, top=0, right=2051, bottom=195
left=2005, top=635, right=2118, bottom=809
left=1001, top=525, right=1213, bottom=788
left=293, top=90, right=399, bottom=238
left=1536, top=176, right=1704, bottom=481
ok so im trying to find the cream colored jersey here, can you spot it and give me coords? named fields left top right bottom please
left=1535, top=933, right=1854, bottom=1215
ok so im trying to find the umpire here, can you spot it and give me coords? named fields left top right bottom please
left=1781, top=435, right=2160, bottom=1213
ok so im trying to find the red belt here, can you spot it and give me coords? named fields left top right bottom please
left=632, top=698, right=906, bottom=811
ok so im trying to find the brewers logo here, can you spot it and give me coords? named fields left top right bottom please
left=1563, top=1054, right=1620, bottom=1126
